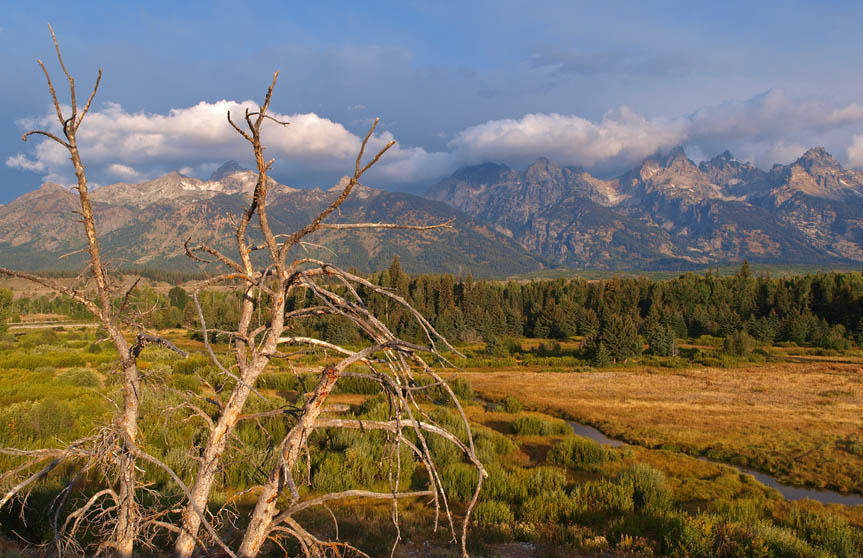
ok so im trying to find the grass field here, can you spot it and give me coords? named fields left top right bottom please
left=2, top=325, right=863, bottom=556
left=459, top=362, right=863, bottom=495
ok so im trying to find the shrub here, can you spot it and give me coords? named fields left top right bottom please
left=472, top=500, right=514, bottom=527
left=333, top=375, right=380, bottom=395
left=521, top=491, right=583, bottom=524
left=512, top=416, right=543, bottom=436
left=501, top=396, right=523, bottom=414
left=55, top=367, right=99, bottom=387
left=171, top=356, right=211, bottom=375
left=27, top=399, right=74, bottom=440
left=441, top=462, right=480, bottom=503
left=788, top=508, right=863, bottom=557
left=312, top=454, right=352, bottom=493
left=722, top=330, right=755, bottom=356
left=661, top=513, right=717, bottom=558
left=546, top=437, right=617, bottom=470
left=616, top=464, right=672, bottom=515
left=481, top=465, right=529, bottom=504
left=450, top=377, right=474, bottom=402
left=512, top=416, right=570, bottom=436
left=575, top=479, right=634, bottom=514
left=527, top=467, right=566, bottom=493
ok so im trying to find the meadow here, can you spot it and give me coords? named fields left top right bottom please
left=1, top=320, right=862, bottom=557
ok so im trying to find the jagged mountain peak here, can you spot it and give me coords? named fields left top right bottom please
left=526, top=157, right=563, bottom=180
left=36, top=181, right=69, bottom=194
left=654, top=145, right=696, bottom=170
left=795, top=147, right=841, bottom=170
left=210, top=160, right=248, bottom=181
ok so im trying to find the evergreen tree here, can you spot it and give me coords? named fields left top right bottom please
left=600, top=314, right=642, bottom=363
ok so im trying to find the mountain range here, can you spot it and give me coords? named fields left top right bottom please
left=0, top=162, right=542, bottom=277
left=427, top=146, right=863, bottom=269
left=1, top=147, right=862, bottom=276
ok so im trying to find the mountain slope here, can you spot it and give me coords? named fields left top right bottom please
left=426, top=147, right=863, bottom=269
left=0, top=171, right=544, bottom=277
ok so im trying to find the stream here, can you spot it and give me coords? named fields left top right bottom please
left=568, top=421, right=863, bottom=507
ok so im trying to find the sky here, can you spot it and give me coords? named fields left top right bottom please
left=3, top=0, right=863, bottom=203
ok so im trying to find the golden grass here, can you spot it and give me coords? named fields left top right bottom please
left=458, top=362, right=863, bottom=494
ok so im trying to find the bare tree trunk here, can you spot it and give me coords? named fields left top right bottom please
left=174, top=374, right=256, bottom=557
left=113, top=356, right=140, bottom=557
left=238, top=367, right=340, bottom=557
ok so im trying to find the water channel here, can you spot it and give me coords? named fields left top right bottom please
left=568, top=421, right=863, bottom=507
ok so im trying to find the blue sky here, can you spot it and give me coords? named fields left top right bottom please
left=3, top=1, right=863, bottom=202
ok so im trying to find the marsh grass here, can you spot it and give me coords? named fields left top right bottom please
left=2, top=329, right=863, bottom=556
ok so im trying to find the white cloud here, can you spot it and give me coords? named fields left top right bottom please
left=449, top=107, right=688, bottom=168
left=6, top=153, right=45, bottom=172
left=448, top=90, right=863, bottom=172
left=7, top=100, right=432, bottom=184
left=8, top=90, right=863, bottom=188
left=106, top=163, right=141, bottom=179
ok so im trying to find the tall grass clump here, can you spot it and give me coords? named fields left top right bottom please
left=616, top=464, right=672, bottom=515
left=546, top=436, right=618, bottom=470
left=512, top=415, right=570, bottom=436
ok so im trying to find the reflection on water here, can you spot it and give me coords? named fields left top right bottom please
left=568, top=421, right=863, bottom=506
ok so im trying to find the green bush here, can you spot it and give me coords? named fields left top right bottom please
left=661, top=513, right=717, bottom=558
left=527, top=467, right=566, bottom=493
left=521, top=491, right=583, bottom=524
left=472, top=500, right=515, bottom=527
left=55, top=367, right=99, bottom=387
left=512, top=416, right=544, bottom=436
left=481, top=465, right=529, bottom=504
left=616, top=464, right=672, bottom=515
left=575, top=479, right=634, bottom=514
left=723, top=330, right=755, bottom=356
left=441, top=462, right=480, bottom=503
left=449, top=377, right=474, bottom=402
left=334, top=375, right=380, bottom=395
left=27, top=399, right=75, bottom=440
left=171, top=356, right=211, bottom=375
left=546, top=436, right=617, bottom=470
left=788, top=508, right=863, bottom=557
left=312, top=453, right=352, bottom=493
left=511, top=415, right=570, bottom=436
left=501, top=396, right=523, bottom=414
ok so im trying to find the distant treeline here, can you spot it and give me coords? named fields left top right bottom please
left=5, top=260, right=863, bottom=356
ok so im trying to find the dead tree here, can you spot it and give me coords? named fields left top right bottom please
left=0, top=27, right=185, bottom=557
left=174, top=74, right=484, bottom=557
left=1, top=30, right=483, bottom=558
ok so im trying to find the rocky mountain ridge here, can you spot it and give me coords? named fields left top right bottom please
left=0, top=168, right=543, bottom=277
left=426, top=147, right=863, bottom=268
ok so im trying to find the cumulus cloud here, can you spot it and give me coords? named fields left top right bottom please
left=106, top=163, right=141, bottom=179
left=447, top=90, right=863, bottom=172
left=7, top=100, right=448, bottom=187
left=8, top=90, right=863, bottom=189
left=449, top=107, right=688, bottom=169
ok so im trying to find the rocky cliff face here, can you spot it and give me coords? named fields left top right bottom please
left=426, top=147, right=863, bottom=269
left=0, top=168, right=544, bottom=277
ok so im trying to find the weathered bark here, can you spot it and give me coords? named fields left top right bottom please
left=237, top=366, right=340, bottom=557
left=113, top=357, right=140, bottom=558
left=3, top=27, right=144, bottom=557
left=174, top=369, right=256, bottom=557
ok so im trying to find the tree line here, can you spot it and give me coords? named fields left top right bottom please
left=6, top=260, right=863, bottom=359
